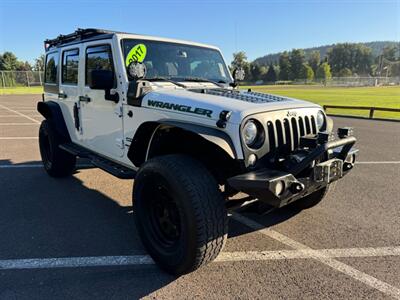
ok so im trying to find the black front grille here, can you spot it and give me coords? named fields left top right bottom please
left=266, top=115, right=317, bottom=152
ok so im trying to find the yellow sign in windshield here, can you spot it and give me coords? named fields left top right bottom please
left=125, top=44, right=147, bottom=66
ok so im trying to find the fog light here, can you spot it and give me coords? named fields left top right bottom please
left=248, top=154, right=257, bottom=167
left=274, top=181, right=285, bottom=196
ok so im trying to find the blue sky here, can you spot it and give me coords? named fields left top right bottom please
left=0, top=0, right=399, bottom=64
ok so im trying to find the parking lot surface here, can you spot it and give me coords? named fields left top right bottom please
left=0, top=95, right=399, bottom=299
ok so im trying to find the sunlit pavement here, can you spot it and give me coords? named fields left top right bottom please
left=1, top=95, right=399, bottom=299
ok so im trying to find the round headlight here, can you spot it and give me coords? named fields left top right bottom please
left=316, top=110, right=326, bottom=130
left=243, top=120, right=258, bottom=146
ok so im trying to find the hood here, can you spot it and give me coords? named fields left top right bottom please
left=142, top=84, right=321, bottom=124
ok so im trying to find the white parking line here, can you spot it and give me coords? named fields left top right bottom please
left=0, top=255, right=153, bottom=270
left=0, top=115, right=26, bottom=117
left=1, top=247, right=399, bottom=270
left=0, top=104, right=40, bottom=124
left=357, top=161, right=400, bottom=164
left=232, top=213, right=400, bottom=299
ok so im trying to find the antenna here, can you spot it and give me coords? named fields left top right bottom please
left=234, top=21, right=238, bottom=52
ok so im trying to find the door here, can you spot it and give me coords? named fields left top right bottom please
left=58, top=46, right=83, bottom=142
left=79, top=42, right=124, bottom=159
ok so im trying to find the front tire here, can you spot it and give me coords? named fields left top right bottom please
left=133, top=154, right=228, bottom=275
left=39, top=120, right=76, bottom=177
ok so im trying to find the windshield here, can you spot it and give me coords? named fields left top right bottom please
left=122, top=39, right=232, bottom=83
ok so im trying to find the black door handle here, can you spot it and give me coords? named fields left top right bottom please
left=58, top=92, right=67, bottom=99
left=79, top=96, right=91, bottom=103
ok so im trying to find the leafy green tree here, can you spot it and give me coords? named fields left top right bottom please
left=315, top=62, right=332, bottom=80
left=264, top=64, right=277, bottom=82
left=16, top=61, right=32, bottom=71
left=34, top=54, right=45, bottom=71
left=0, top=52, right=19, bottom=70
left=278, top=51, right=290, bottom=80
left=308, top=50, right=320, bottom=74
left=250, top=63, right=262, bottom=82
left=390, top=62, right=400, bottom=76
left=299, top=63, right=314, bottom=82
left=354, top=45, right=372, bottom=75
left=327, top=43, right=373, bottom=76
left=338, top=68, right=352, bottom=77
left=316, top=62, right=332, bottom=84
left=382, top=45, right=398, bottom=61
left=231, top=51, right=248, bottom=69
left=231, top=51, right=251, bottom=81
left=289, top=49, right=305, bottom=80
left=259, top=66, right=267, bottom=77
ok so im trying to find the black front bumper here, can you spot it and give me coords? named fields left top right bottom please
left=228, top=130, right=358, bottom=208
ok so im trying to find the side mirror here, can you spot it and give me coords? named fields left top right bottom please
left=233, top=68, right=245, bottom=82
left=88, top=70, right=114, bottom=90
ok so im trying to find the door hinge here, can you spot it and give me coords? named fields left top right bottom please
left=116, top=138, right=124, bottom=149
left=115, top=105, right=123, bottom=118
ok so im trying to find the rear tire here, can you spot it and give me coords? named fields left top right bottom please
left=288, top=185, right=330, bottom=210
left=133, top=154, right=228, bottom=275
left=39, top=120, right=76, bottom=177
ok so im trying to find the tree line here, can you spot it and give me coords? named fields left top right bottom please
left=230, top=43, right=400, bottom=83
left=0, top=52, right=44, bottom=71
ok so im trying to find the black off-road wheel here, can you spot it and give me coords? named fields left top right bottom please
left=39, top=120, right=76, bottom=177
left=133, top=154, right=228, bottom=275
left=289, top=185, right=331, bottom=210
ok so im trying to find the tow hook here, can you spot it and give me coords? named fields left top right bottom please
left=343, top=162, right=353, bottom=170
left=290, top=182, right=305, bottom=194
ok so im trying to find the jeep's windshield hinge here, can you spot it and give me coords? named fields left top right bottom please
left=115, top=137, right=124, bottom=149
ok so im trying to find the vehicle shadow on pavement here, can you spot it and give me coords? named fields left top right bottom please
left=0, top=160, right=299, bottom=298
left=0, top=160, right=177, bottom=298
left=228, top=202, right=301, bottom=239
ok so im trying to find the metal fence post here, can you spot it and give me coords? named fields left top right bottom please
left=1, top=71, right=5, bottom=88
left=39, top=71, right=43, bottom=86
left=26, top=72, right=30, bottom=87
left=369, top=108, right=375, bottom=119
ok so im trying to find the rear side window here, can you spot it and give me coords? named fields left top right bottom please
left=62, top=49, right=79, bottom=85
left=44, top=52, right=59, bottom=84
left=85, top=45, right=114, bottom=85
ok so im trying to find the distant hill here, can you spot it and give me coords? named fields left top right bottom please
left=253, top=41, right=399, bottom=66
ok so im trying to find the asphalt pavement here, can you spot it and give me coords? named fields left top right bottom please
left=0, top=95, right=399, bottom=299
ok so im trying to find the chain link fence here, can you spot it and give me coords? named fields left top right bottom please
left=0, top=71, right=44, bottom=88
left=1, top=71, right=399, bottom=88
left=248, top=77, right=400, bottom=87
left=290, top=77, right=400, bottom=86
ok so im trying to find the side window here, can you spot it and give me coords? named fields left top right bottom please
left=44, top=52, right=59, bottom=84
left=62, top=49, right=79, bottom=85
left=85, top=45, right=114, bottom=86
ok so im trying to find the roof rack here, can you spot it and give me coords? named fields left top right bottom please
left=44, top=28, right=121, bottom=51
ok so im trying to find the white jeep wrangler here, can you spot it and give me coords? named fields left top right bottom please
left=38, top=28, right=358, bottom=275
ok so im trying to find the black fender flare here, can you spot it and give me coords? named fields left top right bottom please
left=160, top=121, right=237, bottom=158
left=127, top=121, right=237, bottom=167
left=37, top=101, right=71, bottom=142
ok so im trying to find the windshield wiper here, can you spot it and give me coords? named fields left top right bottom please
left=145, top=77, right=187, bottom=88
left=181, top=77, right=227, bottom=88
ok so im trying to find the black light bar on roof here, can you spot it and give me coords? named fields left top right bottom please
left=43, top=28, right=122, bottom=51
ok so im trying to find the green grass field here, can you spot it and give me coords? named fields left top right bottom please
left=0, top=86, right=43, bottom=95
left=1, top=85, right=399, bottom=119
left=241, top=85, right=400, bottom=119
